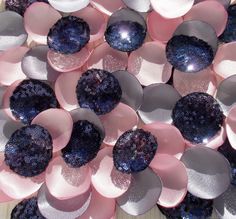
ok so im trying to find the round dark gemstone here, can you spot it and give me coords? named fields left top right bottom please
left=105, top=20, right=146, bottom=52
left=76, top=69, right=122, bottom=115
left=219, top=4, right=236, bottom=43
left=172, top=92, right=224, bottom=144
left=166, top=35, right=214, bottom=73
left=11, top=197, right=45, bottom=219
left=5, top=124, right=53, bottom=177
left=113, top=129, right=158, bottom=174
left=158, top=192, right=213, bottom=219
left=62, top=120, right=102, bottom=168
left=10, top=79, right=59, bottom=124
left=47, top=16, right=90, bottom=54
left=218, top=139, right=236, bottom=186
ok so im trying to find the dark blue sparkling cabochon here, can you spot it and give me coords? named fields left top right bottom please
left=105, top=20, right=147, bottom=52
left=219, top=4, right=236, bottom=43
left=166, top=35, right=214, bottom=73
left=47, top=16, right=90, bottom=54
left=10, top=79, right=59, bottom=124
left=76, top=69, right=122, bottom=115
left=11, top=197, right=45, bottom=219
left=113, top=129, right=158, bottom=174
left=172, top=92, right=224, bottom=144
left=5, top=124, right=53, bottom=177
left=62, top=120, right=102, bottom=168
left=158, top=192, right=213, bottom=219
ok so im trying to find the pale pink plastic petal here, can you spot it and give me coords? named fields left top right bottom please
left=128, top=41, right=172, bottom=86
left=46, top=156, right=91, bottom=200
left=55, top=71, right=82, bottom=111
left=226, top=106, right=236, bottom=150
left=100, top=103, right=139, bottom=146
left=147, top=11, right=183, bottom=43
left=24, top=2, right=62, bottom=44
left=150, top=154, right=188, bottom=208
left=195, top=0, right=230, bottom=9
left=89, top=147, right=131, bottom=198
left=0, top=47, right=28, bottom=86
left=32, top=109, right=73, bottom=152
left=0, top=189, right=13, bottom=203
left=142, top=122, right=185, bottom=159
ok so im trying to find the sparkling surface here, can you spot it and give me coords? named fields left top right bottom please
left=113, top=129, right=158, bottom=174
left=76, top=69, right=122, bottom=115
left=158, top=192, right=213, bottom=219
left=47, top=16, right=90, bottom=54
left=172, top=92, right=224, bottom=144
left=62, top=120, right=102, bottom=168
left=105, top=20, right=146, bottom=52
left=5, top=125, right=53, bottom=177
left=10, top=79, right=59, bottom=124
left=166, top=35, right=214, bottom=73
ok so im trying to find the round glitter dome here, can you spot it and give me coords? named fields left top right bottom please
left=5, top=124, right=53, bottom=177
left=62, top=120, right=102, bottom=168
left=166, top=35, right=214, bottom=73
left=158, top=192, right=213, bottom=219
left=10, top=79, right=59, bottom=124
left=47, top=16, right=90, bottom=54
left=11, top=197, right=45, bottom=219
left=76, top=69, right=122, bottom=115
left=113, top=129, right=158, bottom=174
left=172, top=92, right=224, bottom=144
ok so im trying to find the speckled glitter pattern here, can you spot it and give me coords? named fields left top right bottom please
left=47, top=16, right=90, bottom=54
left=158, top=192, right=213, bottom=219
left=5, top=125, right=53, bottom=177
left=10, top=79, right=59, bottom=124
left=172, top=92, right=224, bottom=144
left=113, top=129, right=158, bottom=174
left=76, top=69, right=122, bottom=115
left=11, top=197, right=45, bottom=219
left=105, top=20, right=146, bottom=52
left=62, top=120, right=102, bottom=168
left=166, top=35, right=214, bottom=73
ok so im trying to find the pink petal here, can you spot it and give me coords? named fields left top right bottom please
left=54, top=71, right=82, bottom=111
left=89, top=147, right=131, bottom=198
left=0, top=47, right=28, bottom=86
left=128, top=41, right=172, bottom=86
left=150, top=154, right=188, bottom=208
left=226, top=106, right=236, bottom=150
left=147, top=11, right=183, bottom=43
left=24, top=2, right=62, bottom=44
left=195, top=0, right=230, bottom=8
left=142, top=122, right=185, bottom=159
left=0, top=189, right=13, bottom=203
left=45, top=156, right=91, bottom=200
left=32, top=109, right=73, bottom=152
left=100, top=103, right=139, bottom=146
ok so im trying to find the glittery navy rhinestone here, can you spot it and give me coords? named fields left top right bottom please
left=105, top=20, right=146, bottom=52
left=5, top=124, right=53, bottom=177
left=166, top=35, right=214, bottom=73
left=158, top=192, right=213, bottom=219
left=76, top=69, right=122, bottom=115
left=10, top=79, right=59, bottom=124
left=113, top=129, right=158, bottom=174
left=172, top=92, right=224, bottom=144
left=47, top=16, right=90, bottom=54
left=218, top=139, right=236, bottom=186
left=62, top=120, right=102, bottom=168
left=219, top=4, right=236, bottom=43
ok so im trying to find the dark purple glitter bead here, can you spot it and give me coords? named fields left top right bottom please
left=166, top=35, right=214, bottom=73
left=10, top=79, right=59, bottom=124
left=47, top=16, right=90, bottom=54
left=113, top=129, right=158, bottom=174
left=11, top=197, right=45, bottom=219
left=76, top=69, right=122, bottom=115
left=172, top=92, right=224, bottom=144
left=5, top=124, right=53, bottom=177
left=62, top=120, right=102, bottom=168
left=158, top=192, right=213, bottom=219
